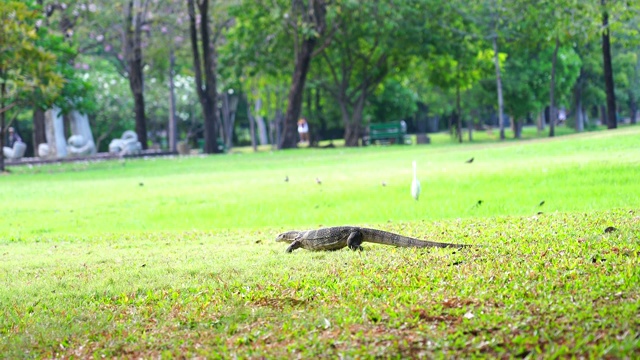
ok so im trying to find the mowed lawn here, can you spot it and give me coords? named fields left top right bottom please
left=1, top=127, right=639, bottom=358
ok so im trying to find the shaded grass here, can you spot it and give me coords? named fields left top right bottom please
left=1, top=211, right=638, bottom=358
left=1, top=126, right=640, bottom=357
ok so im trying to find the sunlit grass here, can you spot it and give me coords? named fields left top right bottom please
left=2, top=126, right=639, bottom=238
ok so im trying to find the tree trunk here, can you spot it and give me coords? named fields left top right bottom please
left=168, top=46, right=177, bottom=153
left=549, top=36, right=560, bottom=137
left=272, top=109, right=284, bottom=150
left=280, top=0, right=327, bottom=149
left=221, top=92, right=238, bottom=151
left=492, top=37, right=505, bottom=140
left=600, top=105, right=607, bottom=126
left=341, top=89, right=367, bottom=147
left=576, top=101, right=584, bottom=132
left=574, top=74, right=584, bottom=132
left=574, top=95, right=584, bottom=133
left=125, top=0, right=148, bottom=150
left=315, top=88, right=327, bottom=139
left=253, top=98, right=268, bottom=145
left=246, top=95, right=257, bottom=152
left=601, top=0, right=617, bottom=129
left=514, top=119, right=522, bottom=139
left=585, top=108, right=590, bottom=128
left=344, top=123, right=360, bottom=146
left=188, top=0, right=220, bottom=154
left=306, top=87, right=312, bottom=121
left=33, top=108, right=46, bottom=153
left=0, top=82, right=5, bottom=172
left=537, top=112, right=544, bottom=133
left=281, top=38, right=316, bottom=149
left=632, top=55, right=640, bottom=125
left=467, top=107, right=473, bottom=142
left=455, top=83, right=462, bottom=143
left=628, top=92, right=637, bottom=125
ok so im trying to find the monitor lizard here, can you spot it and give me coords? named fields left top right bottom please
left=276, top=226, right=471, bottom=252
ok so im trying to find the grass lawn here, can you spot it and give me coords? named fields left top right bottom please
left=1, top=126, right=639, bottom=357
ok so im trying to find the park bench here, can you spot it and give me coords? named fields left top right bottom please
left=365, top=121, right=411, bottom=145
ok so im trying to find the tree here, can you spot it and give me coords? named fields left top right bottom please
left=500, top=45, right=581, bottom=138
left=367, top=78, right=418, bottom=127
left=30, top=1, right=96, bottom=154
left=600, top=0, right=640, bottom=128
left=616, top=3, right=640, bottom=124
left=187, top=0, right=233, bottom=154
left=279, top=0, right=329, bottom=149
left=539, top=0, right=597, bottom=136
left=72, top=0, right=157, bottom=150
left=142, top=1, right=193, bottom=153
left=123, top=0, right=150, bottom=149
left=423, top=3, right=494, bottom=142
left=1, top=0, right=65, bottom=171
left=223, top=1, right=305, bottom=148
left=316, top=0, right=430, bottom=146
left=572, top=41, right=606, bottom=131
left=476, top=0, right=516, bottom=140
left=446, top=0, right=525, bottom=140
left=601, top=0, right=617, bottom=129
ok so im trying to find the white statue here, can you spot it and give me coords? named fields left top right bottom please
left=109, top=130, right=142, bottom=155
left=3, top=142, right=26, bottom=160
left=3, top=127, right=26, bottom=160
left=38, top=143, right=50, bottom=158
left=67, top=111, right=96, bottom=156
left=67, top=135, right=96, bottom=156
left=40, top=106, right=67, bottom=158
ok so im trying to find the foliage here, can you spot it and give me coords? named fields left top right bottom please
left=2, top=0, right=640, bottom=148
left=313, top=0, right=433, bottom=145
left=79, top=57, right=202, bottom=151
left=502, top=46, right=581, bottom=121
left=366, top=78, right=418, bottom=123
left=0, top=0, right=64, bottom=113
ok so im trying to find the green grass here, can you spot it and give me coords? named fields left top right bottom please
left=1, top=126, right=639, bottom=358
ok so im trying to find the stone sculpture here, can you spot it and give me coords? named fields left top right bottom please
left=40, top=106, right=67, bottom=158
left=67, top=111, right=96, bottom=156
left=2, top=142, right=27, bottom=160
left=109, top=130, right=142, bottom=155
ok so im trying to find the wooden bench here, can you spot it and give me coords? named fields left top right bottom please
left=366, top=121, right=411, bottom=145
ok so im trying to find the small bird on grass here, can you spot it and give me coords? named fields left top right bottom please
left=466, top=157, right=474, bottom=163
left=316, top=177, right=322, bottom=185
left=539, top=200, right=545, bottom=207
left=284, top=175, right=289, bottom=182
left=411, top=161, right=420, bottom=201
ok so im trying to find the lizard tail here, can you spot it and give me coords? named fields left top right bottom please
left=364, top=229, right=470, bottom=248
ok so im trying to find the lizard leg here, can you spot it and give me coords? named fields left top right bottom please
left=346, top=231, right=364, bottom=251
left=286, top=240, right=302, bottom=253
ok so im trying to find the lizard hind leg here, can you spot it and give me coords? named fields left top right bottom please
left=346, top=231, right=364, bottom=251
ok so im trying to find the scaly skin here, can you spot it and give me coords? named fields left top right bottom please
left=275, top=226, right=471, bottom=253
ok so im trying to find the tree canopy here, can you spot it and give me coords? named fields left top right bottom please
left=1, top=0, right=639, bottom=158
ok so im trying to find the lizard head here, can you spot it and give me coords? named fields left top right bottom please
left=275, top=231, right=300, bottom=243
